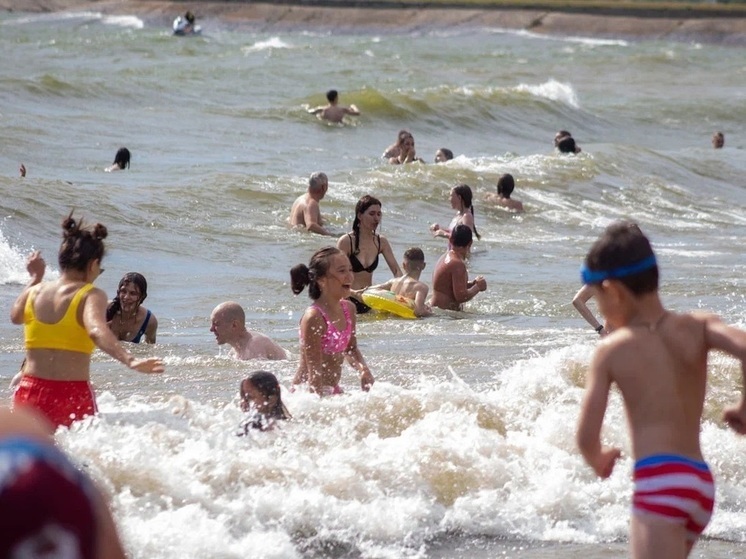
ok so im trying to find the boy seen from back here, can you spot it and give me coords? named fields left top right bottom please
left=576, top=221, right=746, bottom=559
left=367, top=247, right=431, bottom=317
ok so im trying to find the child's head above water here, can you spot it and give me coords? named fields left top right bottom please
left=240, top=370, right=291, bottom=420
left=403, top=247, right=426, bottom=273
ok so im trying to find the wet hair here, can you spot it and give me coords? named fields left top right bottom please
left=557, top=136, right=577, bottom=154
left=113, top=147, right=130, bottom=169
left=584, top=221, right=658, bottom=295
left=452, top=184, right=480, bottom=240
left=403, top=247, right=425, bottom=271
left=712, top=131, right=724, bottom=149
left=309, top=172, right=328, bottom=192
left=326, top=89, right=338, bottom=103
left=290, top=246, right=343, bottom=300
left=241, top=371, right=291, bottom=423
left=497, top=174, right=515, bottom=198
left=58, top=211, right=107, bottom=273
left=554, top=130, right=572, bottom=147
left=395, top=130, right=413, bottom=148
left=437, top=148, right=453, bottom=161
left=106, top=272, right=148, bottom=322
left=351, top=195, right=382, bottom=255
left=450, top=224, right=473, bottom=248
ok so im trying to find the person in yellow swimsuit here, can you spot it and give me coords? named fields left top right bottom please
left=10, top=212, right=164, bottom=428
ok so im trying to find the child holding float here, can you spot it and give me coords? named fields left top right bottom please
left=363, top=247, right=432, bottom=318
left=290, top=247, right=374, bottom=395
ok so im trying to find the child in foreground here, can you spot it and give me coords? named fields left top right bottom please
left=238, top=371, right=291, bottom=433
left=290, top=247, right=374, bottom=395
left=575, top=221, right=746, bottom=559
left=366, top=247, right=432, bottom=317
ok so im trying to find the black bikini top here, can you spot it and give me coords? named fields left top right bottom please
left=348, top=233, right=381, bottom=274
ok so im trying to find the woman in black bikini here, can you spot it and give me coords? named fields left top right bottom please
left=337, top=195, right=402, bottom=313
left=106, top=272, right=158, bottom=343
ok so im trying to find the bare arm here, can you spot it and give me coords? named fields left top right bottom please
left=344, top=105, right=360, bottom=116
left=412, top=284, right=432, bottom=317
left=703, top=314, right=746, bottom=434
left=145, top=313, right=158, bottom=344
left=452, top=264, right=484, bottom=304
left=304, top=200, right=332, bottom=236
left=10, top=251, right=45, bottom=324
left=258, top=334, right=288, bottom=361
left=572, top=285, right=606, bottom=335
left=342, top=303, right=374, bottom=391
left=380, top=237, right=402, bottom=277
left=83, top=289, right=164, bottom=374
left=576, top=348, right=621, bottom=478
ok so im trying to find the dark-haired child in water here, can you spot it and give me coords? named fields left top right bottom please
left=367, top=247, right=432, bottom=317
left=290, top=247, right=374, bottom=395
left=434, top=148, right=453, bottom=163
left=308, top=89, right=360, bottom=123
left=238, top=371, right=291, bottom=433
left=105, top=147, right=130, bottom=172
left=430, top=184, right=481, bottom=249
left=485, top=173, right=524, bottom=212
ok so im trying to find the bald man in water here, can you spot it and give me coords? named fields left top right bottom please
left=209, top=302, right=287, bottom=360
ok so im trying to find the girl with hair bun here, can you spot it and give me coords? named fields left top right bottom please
left=290, top=247, right=374, bottom=395
left=10, top=212, right=164, bottom=428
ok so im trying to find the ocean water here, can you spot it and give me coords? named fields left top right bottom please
left=1, top=9, right=746, bottom=558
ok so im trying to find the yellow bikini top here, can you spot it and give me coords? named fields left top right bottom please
left=24, top=283, right=96, bottom=354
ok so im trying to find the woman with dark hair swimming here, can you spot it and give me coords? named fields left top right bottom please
left=105, top=147, right=130, bottom=172
left=10, top=212, right=164, bottom=428
left=430, top=184, right=481, bottom=250
left=336, top=195, right=401, bottom=313
left=106, top=272, right=158, bottom=344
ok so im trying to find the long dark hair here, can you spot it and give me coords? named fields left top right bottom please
left=106, top=272, right=148, bottom=321
left=58, top=211, right=107, bottom=272
left=352, top=195, right=381, bottom=255
left=453, top=184, right=480, bottom=240
left=244, top=371, right=291, bottom=421
left=290, top=247, right=342, bottom=300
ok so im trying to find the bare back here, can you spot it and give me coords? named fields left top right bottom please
left=602, top=311, right=708, bottom=460
left=430, top=252, right=467, bottom=311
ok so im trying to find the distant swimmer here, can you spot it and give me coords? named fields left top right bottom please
left=554, top=129, right=572, bottom=148
left=106, top=272, right=158, bottom=344
left=173, top=11, right=199, bottom=36
left=389, top=132, right=424, bottom=164
left=289, top=172, right=334, bottom=236
left=712, top=131, right=725, bottom=149
left=434, top=148, right=454, bottom=163
left=429, top=225, right=487, bottom=311
left=105, top=147, right=130, bottom=172
left=484, top=173, right=524, bottom=212
left=19, top=163, right=26, bottom=178
left=367, top=247, right=432, bottom=317
left=382, top=130, right=411, bottom=159
left=210, top=301, right=288, bottom=361
left=238, top=371, right=291, bottom=433
left=557, top=135, right=581, bottom=154
left=430, top=184, right=481, bottom=248
left=308, top=89, right=360, bottom=123
left=290, top=247, right=374, bottom=395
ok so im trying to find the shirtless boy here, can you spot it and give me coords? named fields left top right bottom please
left=289, top=172, right=333, bottom=236
left=484, top=173, right=524, bottom=212
left=429, top=225, right=487, bottom=311
left=210, top=302, right=287, bottom=360
left=308, top=90, right=360, bottom=124
left=576, top=221, right=746, bottom=559
left=367, top=247, right=432, bottom=317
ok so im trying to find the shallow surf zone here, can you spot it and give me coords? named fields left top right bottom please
left=54, top=342, right=746, bottom=559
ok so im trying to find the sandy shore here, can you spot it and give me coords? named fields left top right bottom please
left=3, top=0, right=746, bottom=44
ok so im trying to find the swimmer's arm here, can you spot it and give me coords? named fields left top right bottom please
left=304, top=200, right=332, bottom=236
left=145, top=313, right=158, bottom=344
left=576, top=349, right=620, bottom=478
left=336, top=233, right=352, bottom=254
left=703, top=314, right=746, bottom=434
left=413, top=285, right=432, bottom=317
left=343, top=309, right=374, bottom=391
left=430, top=223, right=450, bottom=239
left=300, top=311, right=327, bottom=395
left=572, top=285, right=606, bottom=335
left=344, top=105, right=360, bottom=116
left=307, top=106, right=323, bottom=115
left=453, top=267, right=482, bottom=304
left=10, top=250, right=45, bottom=324
left=83, top=289, right=164, bottom=374
left=367, top=279, right=394, bottom=292
left=380, top=237, right=403, bottom=277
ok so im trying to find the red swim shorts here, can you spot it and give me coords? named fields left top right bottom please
left=13, top=375, right=97, bottom=428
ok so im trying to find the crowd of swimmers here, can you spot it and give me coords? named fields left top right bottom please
left=5, top=92, right=740, bottom=559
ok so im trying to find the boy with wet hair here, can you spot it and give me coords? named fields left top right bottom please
left=308, top=89, right=360, bottom=123
left=576, top=220, right=746, bottom=559
left=485, top=173, right=523, bottom=212
left=367, top=247, right=432, bottom=317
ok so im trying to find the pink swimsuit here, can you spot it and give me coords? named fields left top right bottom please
left=307, top=301, right=353, bottom=354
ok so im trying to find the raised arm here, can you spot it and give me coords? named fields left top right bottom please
left=82, top=289, right=164, bottom=374
left=345, top=105, right=360, bottom=116
left=572, top=284, right=606, bottom=336
left=10, top=251, right=45, bottom=324
left=576, top=348, right=621, bottom=478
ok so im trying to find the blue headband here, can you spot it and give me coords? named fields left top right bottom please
left=580, top=254, right=657, bottom=284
